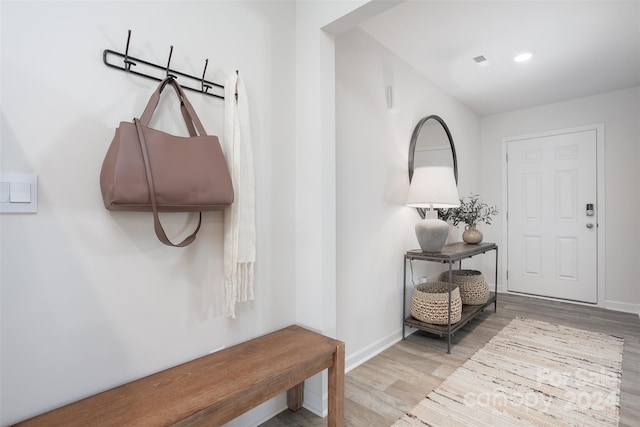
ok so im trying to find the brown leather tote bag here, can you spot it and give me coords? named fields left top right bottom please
left=100, top=77, right=233, bottom=247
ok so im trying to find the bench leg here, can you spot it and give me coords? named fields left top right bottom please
left=328, top=341, right=345, bottom=427
left=287, top=382, right=304, bottom=412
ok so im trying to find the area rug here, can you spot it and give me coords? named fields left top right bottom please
left=393, top=317, right=624, bottom=427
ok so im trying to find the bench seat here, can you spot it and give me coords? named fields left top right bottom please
left=14, top=325, right=345, bottom=427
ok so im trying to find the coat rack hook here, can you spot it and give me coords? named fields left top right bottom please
left=201, top=59, right=212, bottom=93
left=123, top=29, right=136, bottom=71
left=103, top=33, right=225, bottom=100
left=166, top=45, right=176, bottom=79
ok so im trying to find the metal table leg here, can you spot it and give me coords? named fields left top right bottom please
left=402, top=255, right=407, bottom=340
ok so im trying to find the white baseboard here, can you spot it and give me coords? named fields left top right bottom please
left=345, top=329, right=402, bottom=373
left=233, top=385, right=328, bottom=426
left=225, top=395, right=287, bottom=427
left=605, top=300, right=640, bottom=316
left=302, top=381, right=326, bottom=417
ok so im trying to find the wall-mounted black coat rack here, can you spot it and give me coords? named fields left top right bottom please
left=103, top=30, right=225, bottom=100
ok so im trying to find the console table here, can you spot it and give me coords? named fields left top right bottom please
left=403, top=242, right=498, bottom=353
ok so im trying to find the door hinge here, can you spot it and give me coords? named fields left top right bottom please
left=506, top=270, right=509, bottom=280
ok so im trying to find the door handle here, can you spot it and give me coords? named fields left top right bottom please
left=586, top=223, right=594, bottom=229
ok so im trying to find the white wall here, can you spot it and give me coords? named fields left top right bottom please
left=335, top=28, right=481, bottom=369
left=293, top=0, right=371, bottom=415
left=0, top=1, right=296, bottom=425
left=480, top=87, right=640, bottom=313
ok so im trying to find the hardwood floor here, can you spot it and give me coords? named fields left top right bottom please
left=260, top=293, right=640, bottom=427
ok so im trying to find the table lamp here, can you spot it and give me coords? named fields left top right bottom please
left=406, top=166, right=460, bottom=252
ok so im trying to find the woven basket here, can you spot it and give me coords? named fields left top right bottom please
left=411, top=282, right=462, bottom=325
left=440, top=269, right=490, bottom=305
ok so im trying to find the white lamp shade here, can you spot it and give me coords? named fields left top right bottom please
left=406, top=166, right=460, bottom=209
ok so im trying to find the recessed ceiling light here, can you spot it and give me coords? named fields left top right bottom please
left=514, top=52, right=534, bottom=63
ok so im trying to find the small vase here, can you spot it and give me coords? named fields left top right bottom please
left=462, top=224, right=483, bottom=244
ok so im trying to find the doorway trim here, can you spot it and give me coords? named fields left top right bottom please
left=501, top=123, right=605, bottom=307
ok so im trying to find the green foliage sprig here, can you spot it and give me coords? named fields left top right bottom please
left=439, top=194, right=499, bottom=226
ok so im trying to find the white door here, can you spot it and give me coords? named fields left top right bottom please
left=507, top=129, right=597, bottom=303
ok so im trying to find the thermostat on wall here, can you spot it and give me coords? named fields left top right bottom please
left=0, top=173, right=38, bottom=213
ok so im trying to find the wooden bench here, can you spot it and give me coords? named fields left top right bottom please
left=15, top=325, right=345, bottom=426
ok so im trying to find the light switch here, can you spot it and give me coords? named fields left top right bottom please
left=0, top=173, right=37, bottom=213
left=10, top=182, right=31, bottom=203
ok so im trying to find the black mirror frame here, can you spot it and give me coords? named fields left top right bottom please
left=408, top=114, right=458, bottom=219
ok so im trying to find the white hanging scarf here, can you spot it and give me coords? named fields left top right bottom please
left=222, top=72, right=255, bottom=318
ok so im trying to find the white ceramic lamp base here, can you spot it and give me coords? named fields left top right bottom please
left=415, top=218, right=448, bottom=253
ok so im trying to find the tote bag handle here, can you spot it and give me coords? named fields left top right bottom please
left=139, top=77, right=208, bottom=138
left=134, top=118, right=201, bottom=247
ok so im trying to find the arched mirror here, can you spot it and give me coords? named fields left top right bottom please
left=408, top=115, right=458, bottom=218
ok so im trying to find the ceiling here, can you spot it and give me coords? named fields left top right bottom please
left=358, top=0, right=640, bottom=116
